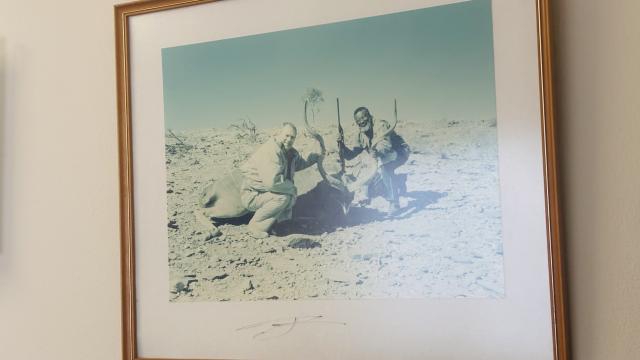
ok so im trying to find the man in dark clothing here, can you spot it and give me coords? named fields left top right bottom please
left=337, top=106, right=410, bottom=214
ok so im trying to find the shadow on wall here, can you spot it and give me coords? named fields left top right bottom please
left=0, top=36, right=5, bottom=254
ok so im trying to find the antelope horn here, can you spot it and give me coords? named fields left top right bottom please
left=304, top=100, right=348, bottom=192
left=379, top=116, right=397, bottom=139
left=372, top=99, right=399, bottom=146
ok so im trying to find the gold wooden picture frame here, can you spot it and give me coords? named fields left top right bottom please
left=115, top=0, right=567, bottom=359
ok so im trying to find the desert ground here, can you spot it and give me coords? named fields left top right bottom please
left=165, top=117, right=504, bottom=301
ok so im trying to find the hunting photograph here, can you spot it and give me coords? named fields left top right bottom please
left=162, top=0, right=505, bottom=301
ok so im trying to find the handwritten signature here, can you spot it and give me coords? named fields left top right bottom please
left=236, top=315, right=347, bottom=340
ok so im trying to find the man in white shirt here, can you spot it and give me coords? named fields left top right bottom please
left=240, top=122, right=319, bottom=237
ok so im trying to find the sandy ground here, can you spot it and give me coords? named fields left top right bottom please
left=165, top=117, right=504, bottom=301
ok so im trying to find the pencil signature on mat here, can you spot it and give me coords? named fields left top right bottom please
left=236, top=315, right=347, bottom=340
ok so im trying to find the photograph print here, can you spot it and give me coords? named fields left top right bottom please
left=162, top=0, right=504, bottom=302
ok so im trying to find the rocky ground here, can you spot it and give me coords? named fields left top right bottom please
left=165, top=117, right=504, bottom=301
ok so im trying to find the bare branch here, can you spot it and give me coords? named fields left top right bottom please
left=167, top=129, right=187, bottom=146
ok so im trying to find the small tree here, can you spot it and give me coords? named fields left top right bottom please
left=302, top=88, right=324, bottom=123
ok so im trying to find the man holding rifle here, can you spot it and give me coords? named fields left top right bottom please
left=337, top=104, right=410, bottom=215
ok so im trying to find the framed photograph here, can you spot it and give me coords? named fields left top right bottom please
left=115, top=0, right=567, bottom=359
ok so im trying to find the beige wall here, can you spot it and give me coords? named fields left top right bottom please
left=0, top=1, right=637, bottom=359
left=0, top=0, right=121, bottom=359
left=551, top=0, right=640, bottom=359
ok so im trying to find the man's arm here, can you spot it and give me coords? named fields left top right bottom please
left=371, top=120, right=398, bottom=159
left=253, top=155, right=296, bottom=195
left=250, top=146, right=296, bottom=195
left=293, top=152, right=321, bottom=172
left=270, top=177, right=296, bottom=196
left=338, top=141, right=363, bottom=160
left=373, top=136, right=393, bottom=156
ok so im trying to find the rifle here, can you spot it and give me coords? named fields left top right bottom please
left=394, top=98, right=398, bottom=124
left=336, top=98, right=346, bottom=174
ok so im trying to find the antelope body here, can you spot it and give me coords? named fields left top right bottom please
left=197, top=101, right=398, bottom=232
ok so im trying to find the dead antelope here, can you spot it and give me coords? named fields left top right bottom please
left=195, top=102, right=356, bottom=235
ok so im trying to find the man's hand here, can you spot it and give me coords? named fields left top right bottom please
left=373, top=138, right=393, bottom=155
left=336, top=132, right=344, bottom=144
left=271, top=179, right=297, bottom=196
left=307, top=152, right=323, bottom=164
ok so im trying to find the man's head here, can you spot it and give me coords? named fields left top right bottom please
left=276, top=122, right=297, bottom=150
left=353, top=107, right=372, bottom=132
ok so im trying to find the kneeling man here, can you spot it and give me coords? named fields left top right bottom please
left=338, top=106, right=409, bottom=214
left=240, top=122, right=319, bottom=237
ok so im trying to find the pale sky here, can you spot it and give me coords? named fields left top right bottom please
left=162, top=0, right=496, bottom=130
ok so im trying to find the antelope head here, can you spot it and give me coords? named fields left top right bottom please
left=303, top=100, right=352, bottom=215
left=369, top=100, right=399, bottom=146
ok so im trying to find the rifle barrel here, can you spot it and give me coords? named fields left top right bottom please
left=337, top=98, right=341, bottom=128
left=394, top=99, right=398, bottom=122
left=336, top=98, right=345, bottom=173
